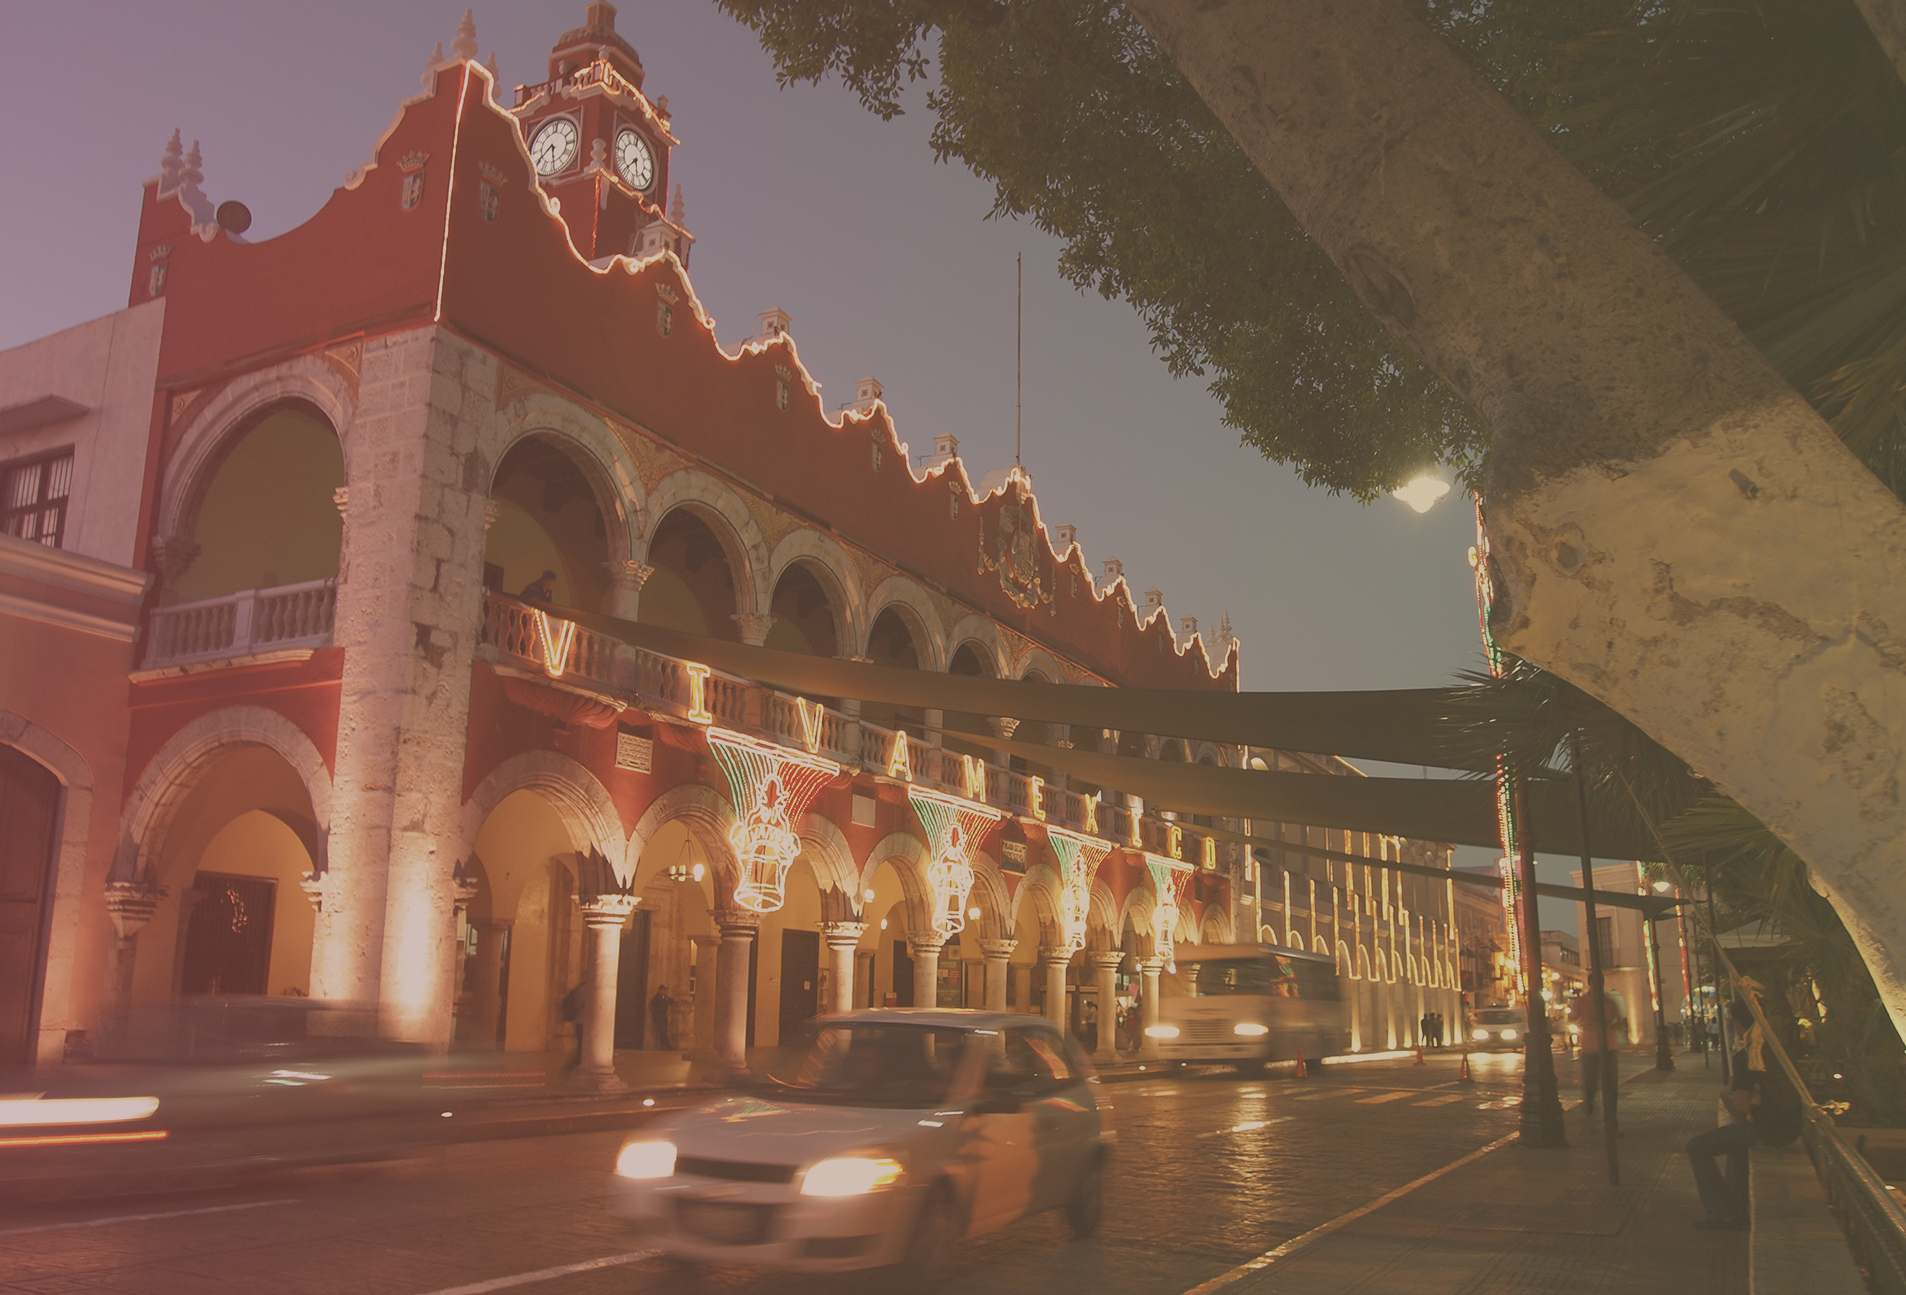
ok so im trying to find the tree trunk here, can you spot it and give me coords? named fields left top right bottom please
left=1123, top=0, right=1906, bottom=1038
left=1856, top=0, right=1906, bottom=83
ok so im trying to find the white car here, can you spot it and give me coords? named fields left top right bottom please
left=613, top=1010, right=1110, bottom=1277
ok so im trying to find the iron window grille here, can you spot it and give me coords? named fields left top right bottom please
left=1, top=448, right=73, bottom=549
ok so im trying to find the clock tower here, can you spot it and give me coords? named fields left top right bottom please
left=512, top=2, right=691, bottom=266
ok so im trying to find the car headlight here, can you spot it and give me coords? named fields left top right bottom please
left=1472, top=1028, right=1488, bottom=1041
left=801, top=1156, right=905, bottom=1197
left=615, top=1140, right=677, bottom=1179
left=1145, top=1024, right=1181, bottom=1039
left=1232, top=1023, right=1269, bottom=1037
left=1501, top=1028, right=1519, bottom=1041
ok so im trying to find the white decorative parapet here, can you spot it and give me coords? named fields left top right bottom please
left=143, top=578, right=337, bottom=667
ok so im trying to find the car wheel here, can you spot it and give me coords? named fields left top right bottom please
left=654, top=1255, right=705, bottom=1290
left=901, top=1184, right=959, bottom=1284
left=1066, top=1152, right=1105, bottom=1239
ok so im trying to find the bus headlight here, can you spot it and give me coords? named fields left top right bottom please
left=1145, top=1025, right=1181, bottom=1039
left=1232, top=1023, right=1269, bottom=1037
left=1501, top=1028, right=1518, bottom=1041
left=1472, top=1028, right=1488, bottom=1041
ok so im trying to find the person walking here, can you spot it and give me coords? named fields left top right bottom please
left=1420, top=1012, right=1433, bottom=1047
left=1569, top=989, right=1624, bottom=1115
left=1432, top=1012, right=1445, bottom=1047
left=649, top=983, right=675, bottom=1051
left=557, top=979, right=588, bottom=1074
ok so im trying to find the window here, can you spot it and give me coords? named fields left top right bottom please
left=1595, top=915, right=1615, bottom=970
left=985, top=1027, right=1074, bottom=1099
left=1, top=449, right=73, bottom=548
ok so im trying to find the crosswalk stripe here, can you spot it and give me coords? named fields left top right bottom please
left=1412, top=1093, right=1468, bottom=1107
left=1354, top=1091, right=1415, bottom=1104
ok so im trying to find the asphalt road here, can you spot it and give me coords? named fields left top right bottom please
left=0, top=1053, right=1530, bottom=1295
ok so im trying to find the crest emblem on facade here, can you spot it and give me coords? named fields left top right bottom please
left=977, top=481, right=1054, bottom=613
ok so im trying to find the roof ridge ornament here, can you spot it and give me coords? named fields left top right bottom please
left=453, top=9, right=480, bottom=60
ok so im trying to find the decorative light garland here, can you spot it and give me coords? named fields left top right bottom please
left=533, top=609, right=578, bottom=679
left=908, top=786, right=1004, bottom=937
left=1047, top=826, right=1113, bottom=952
left=1143, top=852, right=1198, bottom=956
left=1471, top=497, right=1526, bottom=998
left=705, top=727, right=840, bottom=913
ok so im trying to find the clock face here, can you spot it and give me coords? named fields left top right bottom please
left=615, top=128, right=655, bottom=192
left=529, top=117, right=580, bottom=176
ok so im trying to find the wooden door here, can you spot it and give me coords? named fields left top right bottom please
left=614, top=909, right=651, bottom=1049
left=779, top=929, right=819, bottom=1042
left=0, top=746, right=59, bottom=1065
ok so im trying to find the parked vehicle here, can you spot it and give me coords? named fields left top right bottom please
left=1146, top=943, right=1347, bottom=1072
left=613, top=1010, right=1109, bottom=1276
left=1468, top=1006, right=1529, bottom=1051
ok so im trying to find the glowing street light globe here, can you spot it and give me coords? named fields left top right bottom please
left=1391, top=474, right=1452, bottom=513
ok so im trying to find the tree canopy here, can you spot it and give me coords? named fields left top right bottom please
left=719, top=0, right=1906, bottom=501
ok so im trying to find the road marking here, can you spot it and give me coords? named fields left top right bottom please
left=1353, top=1091, right=1414, bottom=1104
left=1291, top=1088, right=1363, bottom=1101
left=1412, top=1094, right=1468, bottom=1106
left=412, top=1251, right=659, bottom=1295
left=1195, top=1116, right=1295, bottom=1138
left=0, top=1198, right=297, bottom=1239
left=1176, top=1131, right=1520, bottom=1295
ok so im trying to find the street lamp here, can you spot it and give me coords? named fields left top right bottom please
left=1391, top=474, right=1452, bottom=513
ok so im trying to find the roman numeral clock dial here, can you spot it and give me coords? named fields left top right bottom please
left=615, top=128, right=654, bottom=192
left=529, top=117, right=579, bottom=176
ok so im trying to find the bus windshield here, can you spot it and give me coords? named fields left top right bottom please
left=1165, top=953, right=1340, bottom=1001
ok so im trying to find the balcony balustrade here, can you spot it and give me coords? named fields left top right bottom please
left=143, top=578, right=337, bottom=668
left=476, top=589, right=1249, bottom=868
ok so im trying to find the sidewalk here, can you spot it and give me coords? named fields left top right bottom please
left=1214, top=1054, right=1752, bottom=1295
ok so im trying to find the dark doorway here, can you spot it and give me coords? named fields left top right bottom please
left=614, top=909, right=651, bottom=1049
left=745, top=934, right=759, bottom=1048
left=892, top=939, right=914, bottom=1006
left=180, top=873, right=275, bottom=995
left=0, top=746, right=60, bottom=1065
left=779, top=929, right=819, bottom=1042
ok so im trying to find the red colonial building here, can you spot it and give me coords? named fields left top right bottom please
left=0, top=5, right=1461, bottom=1079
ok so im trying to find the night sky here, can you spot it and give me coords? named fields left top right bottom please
left=1, top=2, right=1593, bottom=926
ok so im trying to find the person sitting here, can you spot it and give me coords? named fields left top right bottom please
left=519, top=570, right=558, bottom=604
left=1686, top=1006, right=1802, bottom=1230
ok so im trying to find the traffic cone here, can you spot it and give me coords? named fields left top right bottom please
left=1457, top=1050, right=1474, bottom=1084
left=1414, top=1046, right=1426, bottom=1066
left=1294, top=1048, right=1309, bottom=1079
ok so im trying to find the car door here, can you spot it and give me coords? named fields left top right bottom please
left=957, top=1029, right=1042, bottom=1234
left=1020, top=1026, right=1098, bottom=1213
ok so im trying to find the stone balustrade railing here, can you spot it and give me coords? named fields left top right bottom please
left=144, top=578, right=337, bottom=668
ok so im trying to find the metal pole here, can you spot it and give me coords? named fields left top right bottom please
left=1706, top=869, right=1732, bottom=1086
left=1511, top=775, right=1568, bottom=1149
left=1646, top=911, right=1675, bottom=1072
left=1570, top=733, right=1619, bottom=1185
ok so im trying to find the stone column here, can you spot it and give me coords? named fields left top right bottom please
left=101, top=882, right=165, bottom=1048
left=990, top=716, right=1020, bottom=768
left=604, top=559, right=653, bottom=620
left=820, top=921, right=867, bottom=1015
left=1140, top=954, right=1166, bottom=1058
left=980, top=938, right=1017, bottom=1012
left=910, top=932, right=946, bottom=1008
left=715, top=911, right=759, bottom=1071
left=468, top=918, right=512, bottom=1050
left=1042, top=948, right=1072, bottom=1031
left=574, top=896, right=638, bottom=1090
left=731, top=612, right=775, bottom=647
left=1090, top=952, right=1124, bottom=1063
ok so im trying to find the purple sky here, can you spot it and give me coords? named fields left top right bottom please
left=2, top=2, right=1589, bottom=922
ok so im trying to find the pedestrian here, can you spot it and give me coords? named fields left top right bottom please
left=519, top=569, right=558, bottom=604
left=1432, top=1012, right=1444, bottom=1046
left=1420, top=1012, right=1432, bottom=1047
left=557, top=978, right=588, bottom=1073
left=1569, top=990, right=1624, bottom=1114
left=649, top=983, right=674, bottom=1051
left=1687, top=1006, right=1802, bottom=1229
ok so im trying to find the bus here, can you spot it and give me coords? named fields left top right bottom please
left=1146, top=944, right=1348, bottom=1072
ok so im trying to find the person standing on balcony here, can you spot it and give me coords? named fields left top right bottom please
left=520, top=570, right=558, bottom=604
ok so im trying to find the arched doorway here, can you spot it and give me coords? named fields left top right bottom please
left=168, top=405, right=343, bottom=604
left=764, top=562, right=841, bottom=658
left=466, top=789, right=586, bottom=1055
left=485, top=436, right=615, bottom=610
left=1, top=745, right=61, bottom=1065
left=941, top=641, right=995, bottom=762
left=642, top=510, right=742, bottom=638
left=862, top=607, right=925, bottom=732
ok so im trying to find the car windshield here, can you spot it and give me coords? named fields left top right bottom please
left=757, top=1022, right=970, bottom=1109
left=1475, top=1010, right=1522, bottom=1025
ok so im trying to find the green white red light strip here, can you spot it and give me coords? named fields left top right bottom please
left=1047, top=827, right=1113, bottom=952
left=908, top=787, right=1004, bottom=937
left=1471, top=498, right=1526, bottom=998
left=705, top=727, right=840, bottom=913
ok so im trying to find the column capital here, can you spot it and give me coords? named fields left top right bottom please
left=482, top=499, right=501, bottom=531
left=1089, top=950, right=1126, bottom=971
left=1141, top=953, right=1170, bottom=973
left=452, top=864, right=481, bottom=915
left=299, top=870, right=331, bottom=912
left=978, top=938, right=1018, bottom=960
left=332, top=485, right=350, bottom=518
left=990, top=717, right=1021, bottom=741
left=605, top=559, right=654, bottom=590
left=820, top=920, right=868, bottom=949
left=908, top=931, right=948, bottom=957
left=149, top=534, right=200, bottom=589
left=1040, top=946, right=1074, bottom=967
left=715, top=909, right=761, bottom=936
left=103, top=880, right=165, bottom=939
left=731, top=611, right=776, bottom=646
left=579, top=894, right=639, bottom=927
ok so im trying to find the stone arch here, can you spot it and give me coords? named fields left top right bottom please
left=117, top=707, right=333, bottom=885
left=1202, top=904, right=1236, bottom=944
left=0, top=712, right=95, bottom=1064
left=484, top=396, right=650, bottom=565
left=862, top=576, right=948, bottom=671
left=1015, top=861, right=1066, bottom=943
left=859, top=831, right=935, bottom=933
left=626, top=781, right=739, bottom=888
left=794, top=811, right=859, bottom=900
left=157, top=357, right=357, bottom=546
left=965, top=857, right=1013, bottom=940
left=1015, top=645, right=1069, bottom=684
left=767, top=530, right=865, bottom=654
left=644, top=469, right=773, bottom=616
left=944, top=616, right=1007, bottom=677
left=460, top=751, right=626, bottom=880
